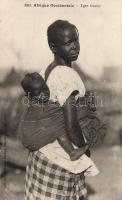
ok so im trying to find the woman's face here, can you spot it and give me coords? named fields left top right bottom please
left=54, top=27, right=80, bottom=62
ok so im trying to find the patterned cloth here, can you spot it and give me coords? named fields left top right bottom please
left=25, top=151, right=87, bottom=200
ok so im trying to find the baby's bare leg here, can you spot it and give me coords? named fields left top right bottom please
left=58, top=134, right=89, bottom=161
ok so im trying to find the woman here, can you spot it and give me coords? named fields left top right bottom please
left=25, top=20, right=94, bottom=200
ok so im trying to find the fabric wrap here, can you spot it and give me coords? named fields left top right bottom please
left=25, top=151, right=87, bottom=200
left=19, top=102, right=66, bottom=150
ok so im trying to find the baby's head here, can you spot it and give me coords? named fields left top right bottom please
left=21, top=72, right=50, bottom=102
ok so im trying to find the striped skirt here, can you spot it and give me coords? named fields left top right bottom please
left=25, top=151, right=87, bottom=200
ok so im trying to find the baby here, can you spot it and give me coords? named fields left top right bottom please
left=20, top=72, right=90, bottom=161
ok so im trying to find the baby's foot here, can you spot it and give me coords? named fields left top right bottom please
left=70, top=146, right=87, bottom=161
left=85, top=149, right=91, bottom=157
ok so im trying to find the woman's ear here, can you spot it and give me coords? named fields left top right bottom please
left=49, top=42, right=57, bottom=54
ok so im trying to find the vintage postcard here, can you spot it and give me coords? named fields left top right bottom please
left=0, top=0, right=122, bottom=199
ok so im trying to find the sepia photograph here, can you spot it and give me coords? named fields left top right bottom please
left=0, top=0, right=122, bottom=199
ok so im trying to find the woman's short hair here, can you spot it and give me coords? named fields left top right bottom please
left=47, top=20, right=78, bottom=45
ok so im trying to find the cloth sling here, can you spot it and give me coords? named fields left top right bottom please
left=19, top=64, right=68, bottom=149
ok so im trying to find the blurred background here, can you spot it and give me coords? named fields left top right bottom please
left=0, top=0, right=122, bottom=199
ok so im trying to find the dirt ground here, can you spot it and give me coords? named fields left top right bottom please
left=0, top=144, right=122, bottom=200
left=87, top=146, right=122, bottom=200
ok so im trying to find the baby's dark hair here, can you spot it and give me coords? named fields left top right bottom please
left=21, top=72, right=45, bottom=95
left=47, top=20, right=79, bottom=46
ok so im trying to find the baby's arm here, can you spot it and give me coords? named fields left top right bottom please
left=58, top=134, right=89, bottom=161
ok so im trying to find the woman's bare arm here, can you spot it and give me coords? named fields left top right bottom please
left=62, top=93, right=86, bottom=148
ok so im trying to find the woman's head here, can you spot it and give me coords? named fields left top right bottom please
left=47, top=20, right=80, bottom=63
left=21, top=72, right=50, bottom=101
